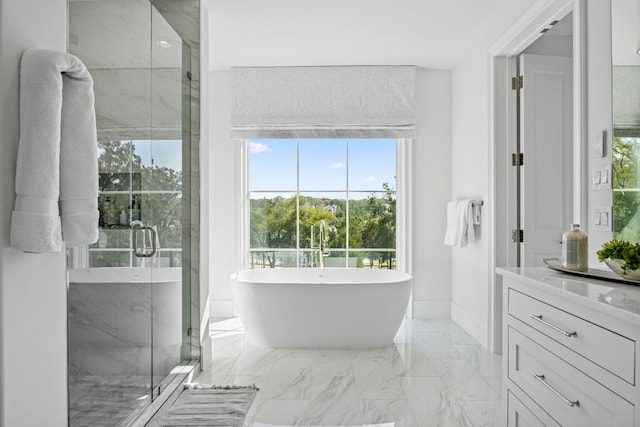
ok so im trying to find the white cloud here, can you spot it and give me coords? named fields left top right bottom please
left=249, top=142, right=272, bottom=154
left=329, top=161, right=345, bottom=169
left=364, top=176, right=376, bottom=182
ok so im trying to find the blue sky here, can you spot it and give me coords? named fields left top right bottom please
left=133, top=139, right=182, bottom=172
left=249, top=139, right=396, bottom=199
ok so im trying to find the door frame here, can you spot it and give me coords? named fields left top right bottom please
left=487, top=0, right=587, bottom=353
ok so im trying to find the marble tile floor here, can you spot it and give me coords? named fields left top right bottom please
left=193, top=317, right=503, bottom=427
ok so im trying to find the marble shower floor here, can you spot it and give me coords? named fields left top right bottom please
left=69, top=375, right=151, bottom=427
left=193, top=318, right=503, bottom=427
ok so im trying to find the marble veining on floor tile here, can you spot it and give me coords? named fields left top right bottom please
left=194, top=318, right=503, bottom=427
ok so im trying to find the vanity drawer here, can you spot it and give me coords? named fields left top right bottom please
left=508, top=288, right=635, bottom=384
left=507, top=389, right=560, bottom=427
left=508, top=326, right=634, bottom=427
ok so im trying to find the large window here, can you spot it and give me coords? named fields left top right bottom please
left=613, top=132, right=640, bottom=242
left=248, top=139, right=397, bottom=269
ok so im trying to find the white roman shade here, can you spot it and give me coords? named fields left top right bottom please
left=231, top=65, right=416, bottom=139
left=613, top=66, right=640, bottom=131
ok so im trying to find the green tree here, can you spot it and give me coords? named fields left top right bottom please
left=298, top=196, right=341, bottom=248
left=248, top=182, right=396, bottom=269
left=613, top=136, right=640, bottom=242
left=249, top=196, right=298, bottom=268
left=249, top=195, right=339, bottom=268
left=360, top=182, right=396, bottom=268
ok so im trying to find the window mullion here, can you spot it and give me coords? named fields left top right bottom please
left=129, top=139, right=134, bottom=267
left=346, top=139, right=350, bottom=268
left=296, top=139, right=300, bottom=268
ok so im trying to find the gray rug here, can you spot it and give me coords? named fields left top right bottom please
left=146, top=385, right=258, bottom=427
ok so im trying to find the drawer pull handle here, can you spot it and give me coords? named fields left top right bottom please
left=532, top=373, right=580, bottom=407
left=529, top=314, right=577, bottom=337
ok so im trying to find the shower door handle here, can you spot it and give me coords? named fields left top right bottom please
left=132, top=224, right=158, bottom=258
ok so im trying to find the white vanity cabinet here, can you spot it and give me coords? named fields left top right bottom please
left=497, top=268, right=640, bottom=427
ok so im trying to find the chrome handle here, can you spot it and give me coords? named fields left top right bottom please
left=133, top=225, right=157, bottom=258
left=529, top=314, right=577, bottom=337
left=531, top=373, right=579, bottom=407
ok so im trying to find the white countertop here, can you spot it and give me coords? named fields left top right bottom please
left=497, top=267, right=640, bottom=324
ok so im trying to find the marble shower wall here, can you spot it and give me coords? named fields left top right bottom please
left=90, top=68, right=183, bottom=139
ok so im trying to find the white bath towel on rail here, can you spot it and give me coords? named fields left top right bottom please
left=444, top=199, right=477, bottom=248
left=443, top=200, right=459, bottom=246
left=10, top=49, right=98, bottom=253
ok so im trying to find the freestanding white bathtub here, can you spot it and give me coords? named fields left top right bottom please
left=231, top=268, right=412, bottom=348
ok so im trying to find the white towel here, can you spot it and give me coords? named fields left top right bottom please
left=10, top=49, right=98, bottom=253
left=444, top=199, right=478, bottom=248
left=472, top=203, right=481, bottom=225
left=461, top=199, right=475, bottom=246
left=443, top=201, right=459, bottom=246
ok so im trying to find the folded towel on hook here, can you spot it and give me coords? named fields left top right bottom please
left=10, top=49, right=98, bottom=253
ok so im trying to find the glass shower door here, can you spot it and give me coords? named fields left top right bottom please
left=67, top=0, right=194, bottom=424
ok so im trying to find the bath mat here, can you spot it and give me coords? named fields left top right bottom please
left=146, top=384, right=259, bottom=427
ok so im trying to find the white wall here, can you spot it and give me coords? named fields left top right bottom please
left=207, top=68, right=454, bottom=319
left=586, top=0, right=613, bottom=266
left=451, top=48, right=492, bottom=345
left=412, top=69, right=453, bottom=318
left=208, top=70, right=239, bottom=317
left=450, top=0, right=538, bottom=346
left=0, top=0, right=69, bottom=425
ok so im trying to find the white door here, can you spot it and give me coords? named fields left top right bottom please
left=520, top=53, right=573, bottom=267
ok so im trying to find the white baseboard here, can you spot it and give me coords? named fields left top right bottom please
left=450, top=302, right=488, bottom=347
left=210, top=299, right=234, bottom=318
left=412, top=301, right=451, bottom=319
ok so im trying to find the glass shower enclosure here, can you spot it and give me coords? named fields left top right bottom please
left=66, top=0, right=199, bottom=425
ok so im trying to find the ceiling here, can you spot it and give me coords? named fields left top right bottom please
left=207, top=0, right=539, bottom=70
left=69, top=0, right=543, bottom=71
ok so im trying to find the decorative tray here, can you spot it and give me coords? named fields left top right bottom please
left=542, top=258, right=640, bottom=286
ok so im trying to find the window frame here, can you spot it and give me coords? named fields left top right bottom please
left=240, top=138, right=412, bottom=272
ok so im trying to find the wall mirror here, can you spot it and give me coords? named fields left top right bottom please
left=611, top=0, right=640, bottom=242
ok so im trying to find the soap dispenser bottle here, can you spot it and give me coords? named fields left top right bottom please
left=562, top=224, right=588, bottom=272
left=132, top=196, right=141, bottom=222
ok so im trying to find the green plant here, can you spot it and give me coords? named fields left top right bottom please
left=597, top=239, right=640, bottom=272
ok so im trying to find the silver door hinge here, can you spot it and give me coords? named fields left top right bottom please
left=512, top=75, right=523, bottom=90
left=512, top=153, right=524, bottom=166
left=512, top=229, right=524, bottom=243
